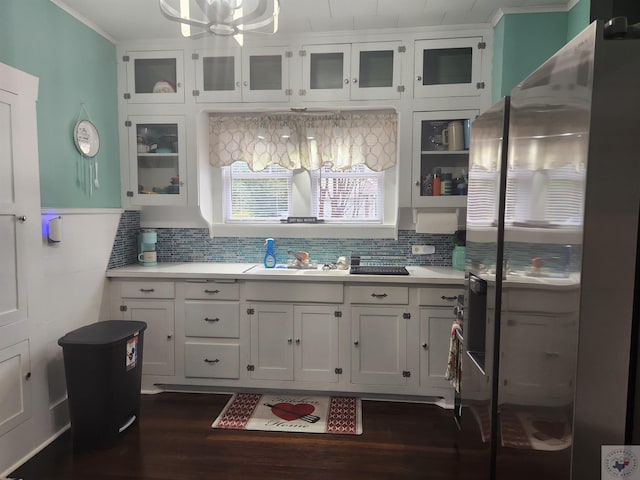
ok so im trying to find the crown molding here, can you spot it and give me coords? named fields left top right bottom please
left=49, top=0, right=116, bottom=44
left=491, top=2, right=575, bottom=27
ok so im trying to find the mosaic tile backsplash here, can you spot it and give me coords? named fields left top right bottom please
left=107, top=210, right=457, bottom=269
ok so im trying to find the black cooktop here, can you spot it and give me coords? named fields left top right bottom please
left=349, top=265, right=409, bottom=275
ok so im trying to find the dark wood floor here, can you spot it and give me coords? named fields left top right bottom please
left=11, top=392, right=479, bottom=480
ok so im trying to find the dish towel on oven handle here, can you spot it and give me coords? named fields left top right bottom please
left=445, top=320, right=462, bottom=393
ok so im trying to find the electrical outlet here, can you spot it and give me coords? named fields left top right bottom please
left=412, top=245, right=435, bottom=255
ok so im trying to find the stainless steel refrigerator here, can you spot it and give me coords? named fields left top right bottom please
left=459, top=18, right=640, bottom=480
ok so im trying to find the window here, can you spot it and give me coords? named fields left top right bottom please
left=223, top=162, right=293, bottom=222
left=222, top=162, right=384, bottom=223
left=211, top=110, right=397, bottom=228
left=311, top=164, right=384, bottom=223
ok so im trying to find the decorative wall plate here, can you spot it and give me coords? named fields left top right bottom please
left=73, top=119, right=100, bottom=157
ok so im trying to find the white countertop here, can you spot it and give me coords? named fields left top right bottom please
left=106, top=263, right=465, bottom=285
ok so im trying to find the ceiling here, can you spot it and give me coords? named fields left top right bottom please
left=53, top=0, right=573, bottom=42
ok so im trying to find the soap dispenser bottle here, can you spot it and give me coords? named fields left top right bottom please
left=264, top=238, right=276, bottom=268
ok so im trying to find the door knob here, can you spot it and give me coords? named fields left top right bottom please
left=16, top=215, right=27, bottom=222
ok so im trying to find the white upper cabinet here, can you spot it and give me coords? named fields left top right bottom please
left=194, top=48, right=243, bottom=103
left=194, top=46, right=291, bottom=103
left=241, top=46, right=291, bottom=103
left=414, top=37, right=484, bottom=98
left=125, top=115, right=187, bottom=206
left=301, top=41, right=403, bottom=102
left=123, top=50, right=185, bottom=103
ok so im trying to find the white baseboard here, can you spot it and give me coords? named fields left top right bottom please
left=1, top=425, right=70, bottom=479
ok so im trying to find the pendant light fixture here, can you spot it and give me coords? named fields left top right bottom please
left=159, top=0, right=279, bottom=45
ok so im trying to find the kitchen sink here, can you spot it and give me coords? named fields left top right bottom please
left=302, top=269, right=349, bottom=275
left=244, top=265, right=350, bottom=275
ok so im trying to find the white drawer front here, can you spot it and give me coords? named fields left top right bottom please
left=120, top=281, right=175, bottom=299
left=244, top=281, right=343, bottom=303
left=418, top=287, right=463, bottom=306
left=183, top=281, right=240, bottom=300
left=184, top=301, right=240, bottom=338
left=185, top=343, right=240, bottom=379
left=349, top=285, right=408, bottom=304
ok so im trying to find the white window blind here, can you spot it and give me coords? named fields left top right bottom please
left=310, top=164, right=384, bottom=223
left=223, top=162, right=293, bottom=222
left=466, top=166, right=500, bottom=227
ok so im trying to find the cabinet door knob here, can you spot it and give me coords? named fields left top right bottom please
left=287, top=338, right=293, bottom=344
left=243, top=81, right=248, bottom=87
left=422, top=342, right=428, bottom=349
left=16, top=215, right=27, bottom=222
left=352, top=78, right=358, bottom=84
left=415, top=180, right=420, bottom=186
left=354, top=340, right=359, bottom=346
left=295, top=338, right=300, bottom=344
left=344, top=78, right=350, bottom=84
left=167, top=334, right=173, bottom=340
left=416, top=75, right=422, bottom=82
left=236, top=81, right=241, bottom=87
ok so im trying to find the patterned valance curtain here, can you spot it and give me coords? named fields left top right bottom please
left=209, top=111, right=397, bottom=172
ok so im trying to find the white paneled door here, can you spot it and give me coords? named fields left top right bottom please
left=0, top=90, right=26, bottom=332
left=0, top=63, right=40, bottom=465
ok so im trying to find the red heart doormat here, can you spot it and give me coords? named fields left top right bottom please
left=212, top=393, right=362, bottom=435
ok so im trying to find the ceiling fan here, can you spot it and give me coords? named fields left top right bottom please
left=159, top=0, right=279, bottom=43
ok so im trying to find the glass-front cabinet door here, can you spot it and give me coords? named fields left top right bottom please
left=194, top=48, right=242, bottom=103
left=126, top=116, right=186, bottom=206
left=301, top=44, right=351, bottom=101
left=412, top=110, right=478, bottom=208
left=123, top=50, right=184, bottom=103
left=414, top=37, right=483, bottom=98
left=350, top=41, right=402, bottom=101
left=301, top=42, right=402, bottom=102
left=242, top=46, right=291, bottom=103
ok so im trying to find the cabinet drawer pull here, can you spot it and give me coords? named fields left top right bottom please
left=139, top=288, right=155, bottom=293
left=204, top=317, right=220, bottom=323
left=441, top=295, right=457, bottom=301
left=204, top=289, right=220, bottom=294
left=371, top=293, right=388, bottom=299
left=204, top=358, right=220, bottom=364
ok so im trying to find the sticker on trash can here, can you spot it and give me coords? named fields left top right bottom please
left=126, top=335, right=138, bottom=371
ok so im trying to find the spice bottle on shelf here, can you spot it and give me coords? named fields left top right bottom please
left=441, top=173, right=452, bottom=195
left=421, top=174, right=433, bottom=196
left=432, top=168, right=442, bottom=196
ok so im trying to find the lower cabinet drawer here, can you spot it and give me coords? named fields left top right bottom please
left=418, top=287, right=463, bottom=306
left=120, top=281, right=175, bottom=299
left=184, top=301, right=240, bottom=338
left=349, top=285, right=408, bottom=304
left=184, top=343, right=240, bottom=379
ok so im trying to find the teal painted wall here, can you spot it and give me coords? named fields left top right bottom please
left=492, top=11, right=570, bottom=103
left=0, top=0, right=120, bottom=208
left=567, top=0, right=591, bottom=41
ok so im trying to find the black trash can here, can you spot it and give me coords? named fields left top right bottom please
left=58, top=320, right=147, bottom=448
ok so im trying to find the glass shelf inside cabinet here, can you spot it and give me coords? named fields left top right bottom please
left=136, top=123, right=180, bottom=195
left=418, top=118, right=470, bottom=200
